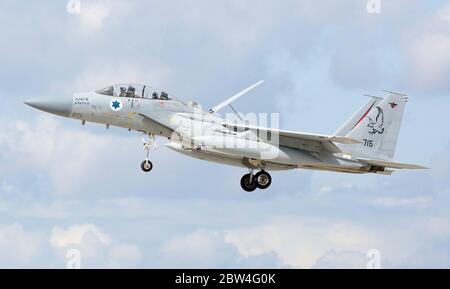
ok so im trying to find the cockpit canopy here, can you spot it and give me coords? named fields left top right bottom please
left=95, top=83, right=173, bottom=101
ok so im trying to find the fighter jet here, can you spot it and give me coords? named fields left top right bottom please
left=24, top=81, right=427, bottom=192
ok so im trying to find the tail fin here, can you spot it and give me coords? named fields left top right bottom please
left=334, top=95, right=382, bottom=136
left=343, top=91, right=408, bottom=160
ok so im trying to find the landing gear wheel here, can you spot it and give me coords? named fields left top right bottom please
left=255, top=171, right=272, bottom=189
left=240, top=174, right=257, bottom=192
left=141, top=160, right=153, bottom=172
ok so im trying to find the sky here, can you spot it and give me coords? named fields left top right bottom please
left=0, top=0, right=450, bottom=268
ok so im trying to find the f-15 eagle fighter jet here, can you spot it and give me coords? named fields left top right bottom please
left=25, top=81, right=427, bottom=192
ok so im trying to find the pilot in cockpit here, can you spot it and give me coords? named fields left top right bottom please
left=119, top=87, right=127, bottom=97
left=160, top=91, right=169, bottom=100
left=126, top=85, right=135, bottom=97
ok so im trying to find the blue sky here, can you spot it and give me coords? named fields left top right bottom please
left=1, top=0, right=450, bottom=268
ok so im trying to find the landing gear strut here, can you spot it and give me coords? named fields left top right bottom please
left=240, top=170, right=272, bottom=192
left=141, top=133, right=155, bottom=172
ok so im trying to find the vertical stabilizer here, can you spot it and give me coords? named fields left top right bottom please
left=343, top=91, right=408, bottom=160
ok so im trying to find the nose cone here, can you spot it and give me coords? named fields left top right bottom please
left=24, top=97, right=73, bottom=117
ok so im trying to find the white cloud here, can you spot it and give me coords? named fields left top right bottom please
left=404, top=3, right=450, bottom=92
left=79, top=2, right=110, bottom=32
left=50, top=224, right=111, bottom=247
left=49, top=223, right=143, bottom=268
left=0, top=222, right=143, bottom=268
left=312, top=250, right=368, bottom=269
left=221, top=214, right=450, bottom=268
left=0, top=115, right=142, bottom=195
left=71, top=0, right=131, bottom=35
left=0, top=224, right=45, bottom=267
left=406, top=34, right=450, bottom=88
left=161, top=230, right=237, bottom=267
left=161, top=215, right=447, bottom=269
left=160, top=229, right=282, bottom=268
left=224, top=217, right=380, bottom=268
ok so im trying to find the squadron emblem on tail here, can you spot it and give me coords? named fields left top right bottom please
left=367, top=106, right=384, bottom=135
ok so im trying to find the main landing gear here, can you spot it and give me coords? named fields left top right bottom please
left=240, top=170, right=272, bottom=192
left=140, top=133, right=155, bottom=173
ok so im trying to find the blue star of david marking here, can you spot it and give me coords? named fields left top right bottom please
left=111, top=100, right=121, bottom=110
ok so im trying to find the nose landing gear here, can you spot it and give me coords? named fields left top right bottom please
left=141, top=160, right=153, bottom=172
left=240, top=170, right=272, bottom=192
left=141, top=133, right=156, bottom=173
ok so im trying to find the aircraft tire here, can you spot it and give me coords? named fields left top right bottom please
left=255, top=171, right=272, bottom=189
left=141, top=160, right=153, bottom=172
left=240, top=174, right=257, bottom=192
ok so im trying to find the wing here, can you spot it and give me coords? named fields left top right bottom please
left=357, top=158, right=429, bottom=169
left=223, top=123, right=360, bottom=154
left=138, top=113, right=174, bottom=137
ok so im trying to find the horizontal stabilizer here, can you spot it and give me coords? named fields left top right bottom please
left=357, top=158, right=429, bottom=169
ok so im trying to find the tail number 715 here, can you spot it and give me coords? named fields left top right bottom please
left=363, top=139, right=374, bottom=147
